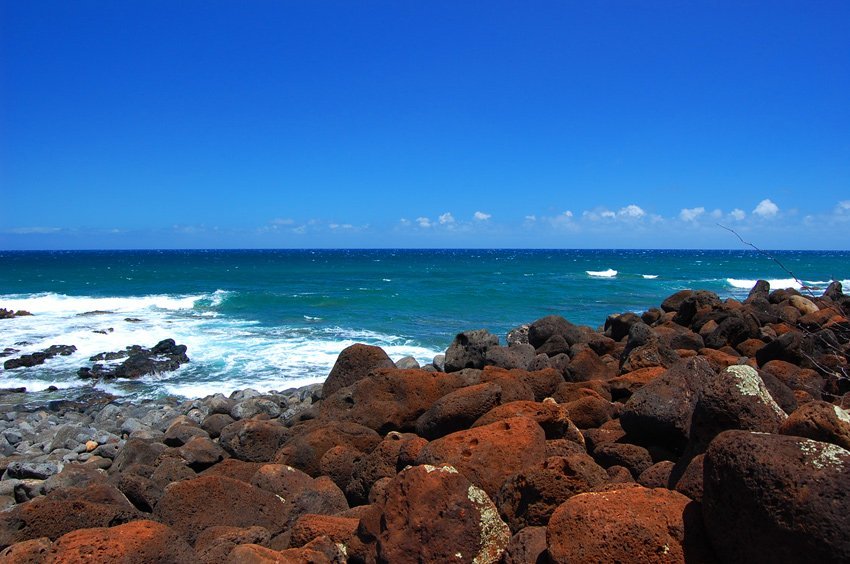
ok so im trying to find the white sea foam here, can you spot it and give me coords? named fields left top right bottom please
left=724, top=278, right=836, bottom=291
left=587, top=269, right=617, bottom=278
left=642, top=274, right=659, bottom=279
left=0, top=291, right=442, bottom=400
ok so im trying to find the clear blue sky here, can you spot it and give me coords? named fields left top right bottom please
left=1, top=1, right=848, bottom=249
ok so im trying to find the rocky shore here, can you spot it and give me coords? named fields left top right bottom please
left=1, top=281, right=849, bottom=562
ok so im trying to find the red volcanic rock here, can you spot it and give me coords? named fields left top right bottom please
left=620, top=356, right=715, bottom=451
left=319, top=445, right=364, bottom=492
left=415, top=416, right=546, bottom=498
left=608, top=366, right=666, bottom=401
left=592, top=442, right=653, bottom=479
left=552, top=380, right=611, bottom=402
left=218, top=419, right=289, bottom=463
left=495, top=453, right=609, bottom=532
left=153, top=475, right=288, bottom=544
left=637, top=460, right=675, bottom=489
left=344, top=432, right=422, bottom=506
left=736, top=337, right=766, bottom=358
left=562, top=395, right=617, bottom=429
left=567, top=347, right=617, bottom=381
left=284, top=476, right=349, bottom=530
left=49, top=520, right=194, bottom=563
left=779, top=400, right=850, bottom=449
left=250, top=463, right=315, bottom=500
left=472, top=400, right=583, bottom=443
left=195, top=526, right=271, bottom=564
left=672, top=453, right=705, bottom=502
left=414, top=382, right=502, bottom=440
left=481, top=366, right=565, bottom=402
left=319, top=369, right=464, bottom=434
left=323, top=343, right=396, bottom=398
left=200, top=458, right=264, bottom=483
left=359, top=464, right=511, bottom=564
left=226, top=544, right=328, bottom=563
left=0, top=537, right=53, bottom=563
left=547, top=486, right=713, bottom=564
left=0, top=485, right=141, bottom=548
left=699, top=347, right=741, bottom=370
left=703, top=430, right=850, bottom=563
left=289, top=514, right=359, bottom=548
left=501, top=526, right=548, bottom=564
left=274, top=420, right=381, bottom=477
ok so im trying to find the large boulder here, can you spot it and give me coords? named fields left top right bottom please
left=415, top=382, right=502, bottom=440
left=546, top=486, right=713, bottom=563
left=473, top=400, right=583, bottom=443
left=274, top=420, right=381, bottom=477
left=416, top=416, right=546, bottom=498
left=358, top=464, right=511, bottom=564
left=48, top=520, right=195, bottom=563
left=495, top=453, right=609, bottom=532
left=779, top=400, right=850, bottom=449
left=619, top=357, right=715, bottom=451
left=619, top=323, right=679, bottom=373
left=689, top=364, right=787, bottom=452
left=323, top=344, right=396, bottom=398
left=528, top=316, right=584, bottom=349
left=703, top=430, right=850, bottom=563
left=445, top=329, right=500, bottom=372
left=218, top=419, right=289, bottom=463
left=319, top=368, right=464, bottom=434
left=153, top=475, right=288, bottom=544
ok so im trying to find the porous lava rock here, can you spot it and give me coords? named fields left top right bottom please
left=703, top=430, right=850, bottom=563
left=322, top=343, right=396, bottom=398
left=48, top=520, right=195, bottom=563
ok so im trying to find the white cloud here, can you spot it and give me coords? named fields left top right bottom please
left=399, top=218, right=411, bottom=226
left=329, top=223, right=353, bottom=230
left=753, top=199, right=779, bottom=218
left=618, top=204, right=645, bottom=219
left=439, top=212, right=455, bottom=225
left=679, top=207, right=705, bottom=222
left=729, top=209, right=746, bottom=221
left=6, top=226, right=61, bottom=234
left=473, top=211, right=491, bottom=221
left=416, top=217, right=433, bottom=228
left=837, top=201, right=850, bottom=213
left=524, top=215, right=537, bottom=222
left=562, top=210, right=573, bottom=218
left=600, top=210, right=616, bottom=219
left=710, top=209, right=723, bottom=219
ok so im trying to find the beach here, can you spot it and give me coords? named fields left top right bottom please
left=1, top=278, right=848, bottom=561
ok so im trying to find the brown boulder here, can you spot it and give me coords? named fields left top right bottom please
left=703, top=430, right=850, bottom=563
left=562, top=395, right=617, bottom=429
left=779, top=400, right=850, bottom=449
left=274, top=420, right=381, bottom=476
left=481, top=366, right=564, bottom=401
left=289, top=514, right=359, bottom=548
left=592, top=442, right=653, bottom=479
left=199, top=459, right=264, bottom=484
left=195, top=526, right=271, bottom=564
left=547, top=486, right=713, bottom=563
left=219, top=419, right=289, bottom=463
left=566, top=347, right=617, bottom=381
left=226, top=544, right=329, bottom=563
left=501, top=526, right=548, bottom=564
left=344, top=432, right=422, bottom=506
left=415, top=416, right=546, bottom=498
left=672, top=453, right=704, bottom=502
left=414, top=382, right=502, bottom=439
left=637, top=460, right=675, bottom=489
left=360, top=464, right=511, bottom=564
left=0, top=537, right=53, bottom=563
left=250, top=463, right=315, bottom=500
left=319, top=368, right=463, bottom=434
left=472, top=400, right=583, bottom=443
left=323, top=343, right=395, bottom=397
left=49, top=520, right=195, bottom=563
left=495, top=453, right=609, bottom=531
left=608, top=366, right=666, bottom=401
left=177, top=436, right=228, bottom=471
left=153, top=475, right=288, bottom=544
left=0, top=485, right=141, bottom=548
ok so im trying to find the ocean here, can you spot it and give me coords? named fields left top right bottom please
left=1, top=249, right=848, bottom=403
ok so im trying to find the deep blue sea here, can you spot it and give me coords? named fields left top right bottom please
left=1, top=249, right=848, bottom=402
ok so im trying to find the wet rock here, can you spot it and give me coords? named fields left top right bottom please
left=78, top=339, right=189, bottom=380
left=547, top=486, right=713, bottom=564
left=359, top=464, right=511, bottom=564
left=4, top=345, right=77, bottom=370
left=703, top=430, right=850, bottom=563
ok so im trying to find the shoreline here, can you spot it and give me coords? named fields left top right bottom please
left=1, top=280, right=849, bottom=561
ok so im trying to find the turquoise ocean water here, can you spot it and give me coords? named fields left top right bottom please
left=1, top=249, right=848, bottom=402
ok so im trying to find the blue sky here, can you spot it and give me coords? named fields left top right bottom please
left=1, top=1, right=848, bottom=250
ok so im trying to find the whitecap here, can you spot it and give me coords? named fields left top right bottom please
left=726, top=278, right=802, bottom=290
left=587, top=269, right=617, bottom=278
left=303, top=315, right=322, bottom=321
left=642, top=274, right=659, bottom=279
left=382, top=278, right=392, bottom=282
